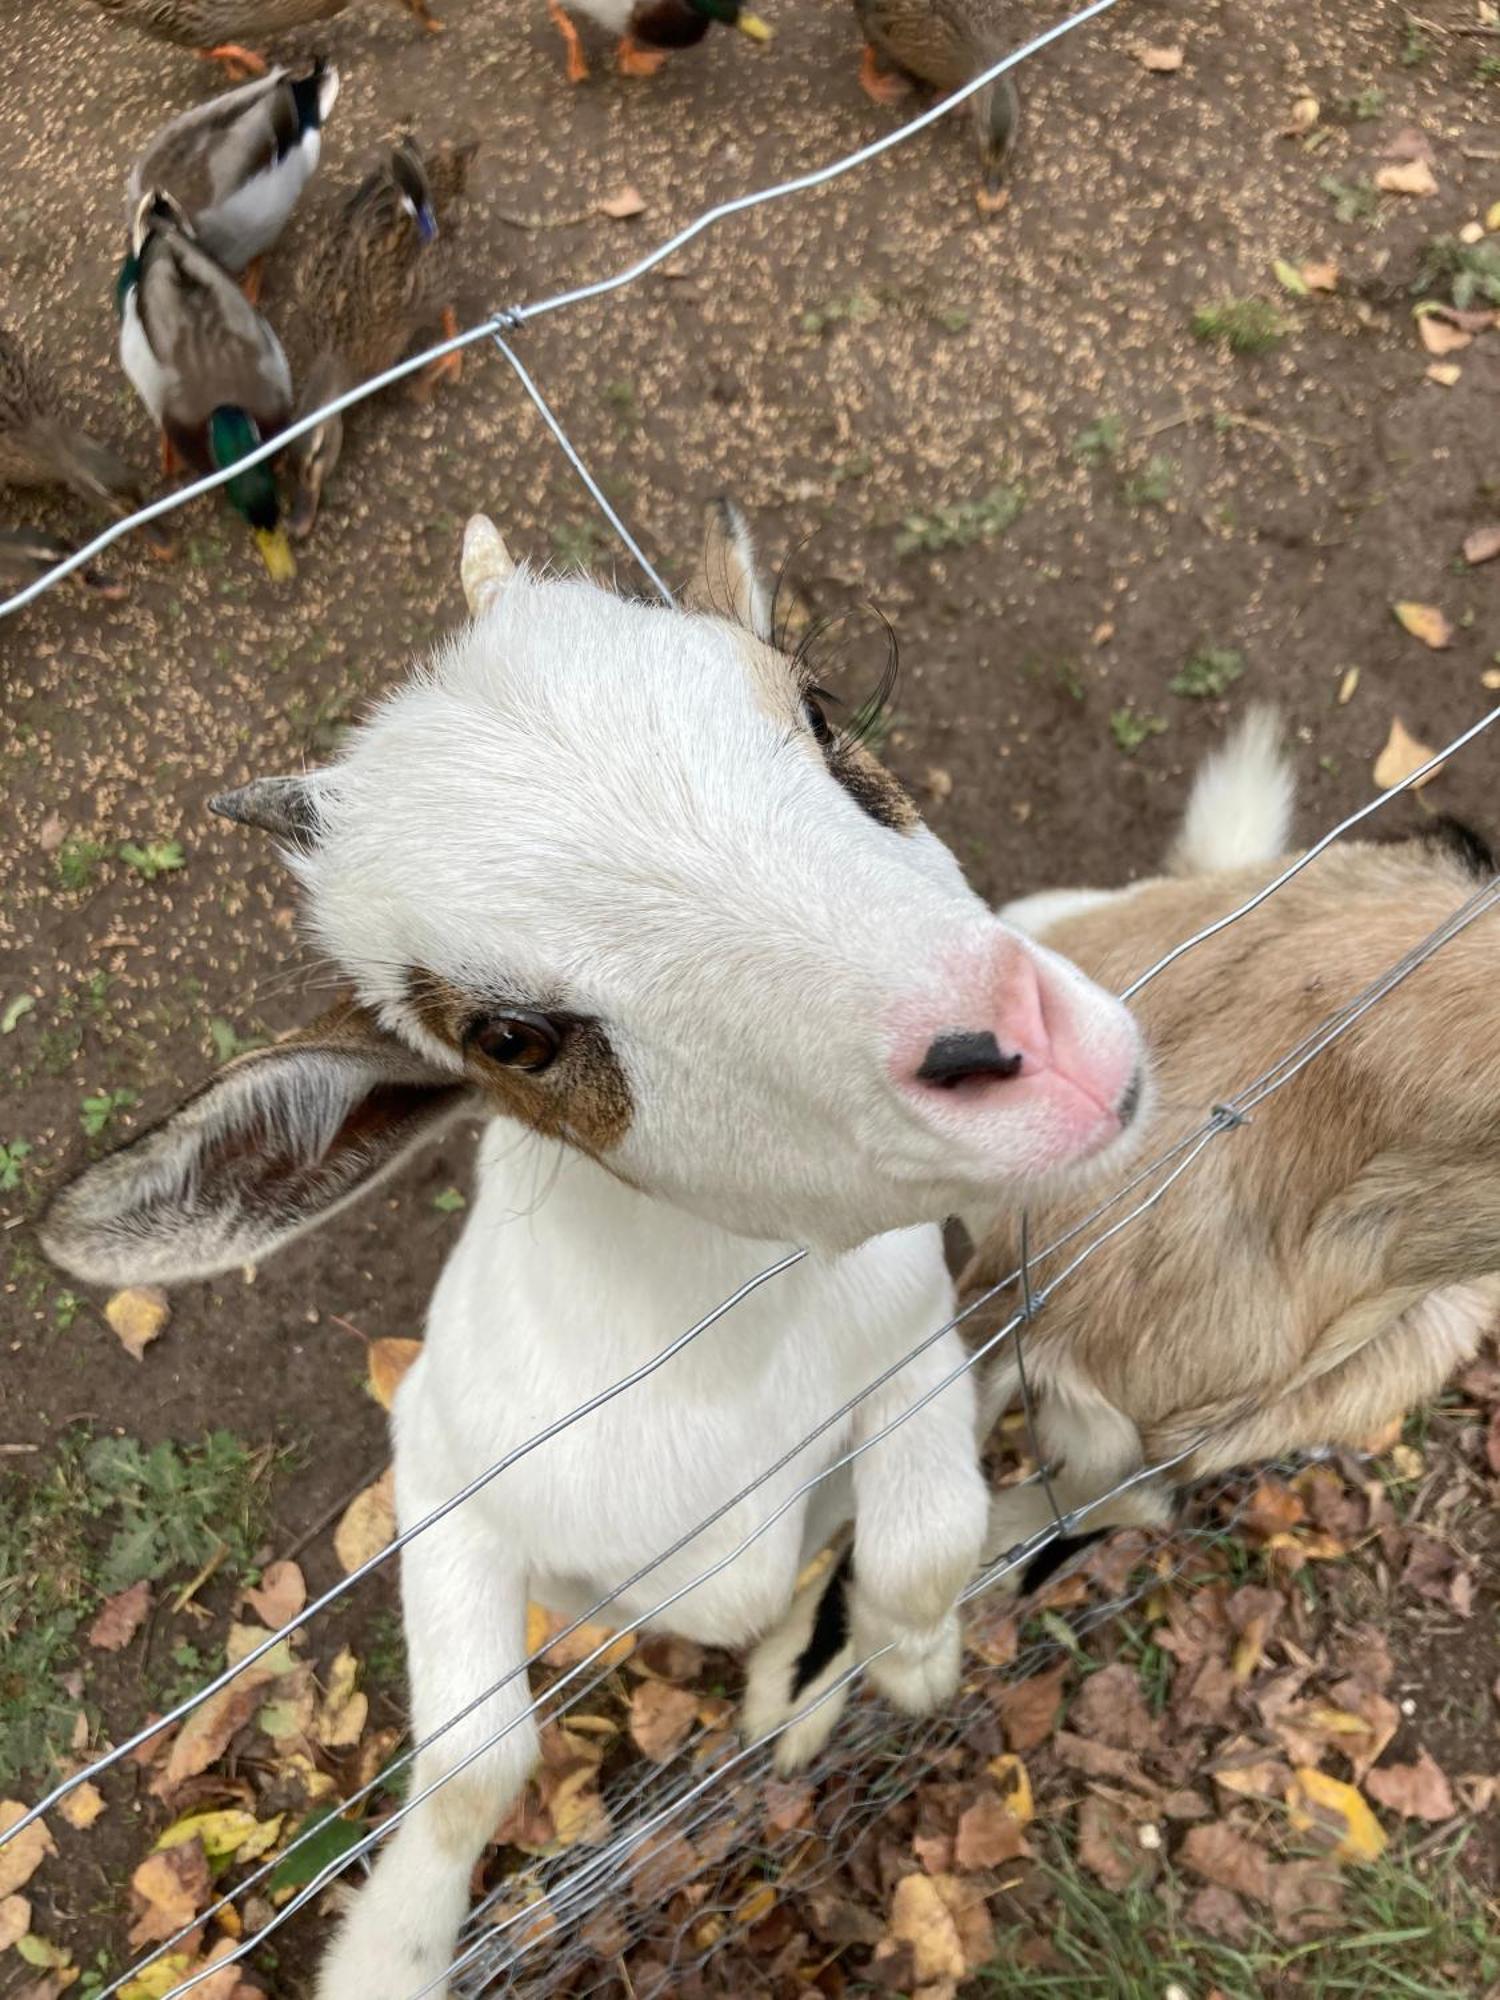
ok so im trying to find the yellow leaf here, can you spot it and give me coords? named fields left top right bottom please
left=1284, top=94, right=1320, bottom=135
left=1134, top=43, right=1184, bottom=72
left=14, top=1931, right=71, bottom=1969
left=1301, top=259, right=1339, bottom=292
left=597, top=186, right=647, bottom=220
left=1426, top=363, right=1463, bottom=387
left=1393, top=601, right=1454, bottom=649
left=368, top=1338, right=423, bottom=1412
left=58, top=1782, right=104, bottom=1832
left=1274, top=259, right=1309, bottom=296
left=1374, top=717, right=1442, bottom=792
left=1418, top=315, right=1472, bottom=356
left=104, top=1286, right=170, bottom=1361
left=526, top=1601, right=560, bottom=1655
left=985, top=1752, right=1035, bottom=1827
left=0, top=1804, right=55, bottom=1898
left=1305, top=1706, right=1373, bottom=1738
left=120, top=1954, right=195, bottom=2000
left=547, top=1764, right=610, bottom=1847
left=155, top=1808, right=266, bottom=1865
left=1287, top=1767, right=1387, bottom=1862
left=1377, top=160, right=1438, bottom=197
left=734, top=1884, right=778, bottom=1926
left=0, top=1894, right=30, bottom=1950
left=888, top=1873, right=966, bottom=1983
left=1337, top=666, right=1360, bottom=705
left=1483, top=667, right=1500, bottom=690
left=315, top=1648, right=368, bottom=1751
left=333, top=1468, right=396, bottom=1575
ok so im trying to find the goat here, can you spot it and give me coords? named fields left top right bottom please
left=779, top=708, right=1500, bottom=1706
left=40, top=505, right=1145, bottom=2000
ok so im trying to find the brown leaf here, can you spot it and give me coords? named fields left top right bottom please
left=953, top=1793, right=1028, bottom=1871
left=1180, top=1822, right=1275, bottom=1904
left=128, top=1838, right=211, bottom=1947
left=1241, top=1479, right=1305, bottom=1538
left=628, top=1681, right=698, bottom=1762
left=0, top=1807, right=55, bottom=1899
left=1374, top=717, right=1441, bottom=792
left=0, top=1894, right=31, bottom=1950
left=1426, top=362, right=1462, bottom=388
left=1365, top=1748, right=1455, bottom=1821
left=598, top=186, right=647, bottom=220
left=1076, top=1796, right=1146, bottom=1891
left=1053, top=1729, right=1151, bottom=1790
left=1419, top=315, right=1472, bottom=356
left=1187, top=1883, right=1252, bottom=1945
left=1393, top=601, right=1454, bottom=650
left=631, top=1634, right=705, bottom=1683
left=1068, top=1663, right=1160, bottom=1752
left=992, top=1663, right=1066, bottom=1751
left=887, top=1873, right=992, bottom=1985
left=1383, top=126, right=1436, bottom=165
left=1376, top=160, right=1438, bottom=197
left=104, top=1285, right=170, bottom=1360
left=368, top=1337, right=422, bottom=1412
left=333, top=1467, right=396, bottom=1574
left=242, top=1559, right=306, bottom=1629
left=1463, top=525, right=1500, bottom=567
left=1211, top=1743, right=1293, bottom=1802
left=88, top=1579, right=151, bottom=1652
left=1300, top=259, right=1339, bottom=293
left=159, top=1672, right=273, bottom=1792
left=1269, top=1857, right=1344, bottom=1943
left=1134, top=43, right=1184, bottom=71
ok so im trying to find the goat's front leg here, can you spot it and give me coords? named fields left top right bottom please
left=315, top=1488, right=537, bottom=2000
left=746, top=1336, right=986, bottom=1771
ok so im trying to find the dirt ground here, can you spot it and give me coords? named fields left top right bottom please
left=4, top=0, right=1500, bottom=1993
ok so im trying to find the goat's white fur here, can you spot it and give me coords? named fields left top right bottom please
left=42, top=509, right=1148, bottom=1999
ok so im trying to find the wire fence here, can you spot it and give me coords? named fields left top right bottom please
left=7, top=2, right=1500, bottom=1996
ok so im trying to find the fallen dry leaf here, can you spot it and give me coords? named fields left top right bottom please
left=1180, top=1821, right=1274, bottom=1903
left=0, top=1894, right=30, bottom=1950
left=1383, top=125, right=1435, bottom=165
left=315, top=1649, right=368, bottom=1751
left=333, top=1467, right=396, bottom=1574
left=1419, top=315, right=1472, bottom=357
left=628, top=1680, right=698, bottom=1762
left=1077, top=1795, right=1147, bottom=1891
left=1300, top=259, right=1339, bottom=293
left=986, top=1752, right=1034, bottom=1826
left=887, top=1872, right=993, bottom=1985
left=1483, top=667, right=1500, bottom=691
left=1283, top=94, right=1319, bottom=136
left=954, top=1792, right=1028, bottom=1871
left=993, top=1662, right=1066, bottom=1751
left=1463, top=525, right=1500, bottom=566
left=1365, top=1748, right=1455, bottom=1822
left=1337, top=667, right=1359, bottom=705
left=57, top=1782, right=104, bottom=1832
left=1426, top=363, right=1463, bottom=387
left=242, top=1559, right=305, bottom=1629
left=1242, top=1479, right=1305, bottom=1538
left=1373, top=717, right=1441, bottom=792
left=104, top=1286, right=170, bottom=1361
left=1134, top=43, right=1184, bottom=72
left=157, top=1808, right=281, bottom=1866
left=1377, top=160, right=1437, bottom=197
left=1286, top=1768, right=1387, bottom=1862
left=1186, top=1883, right=1252, bottom=1945
left=89, top=1579, right=151, bottom=1652
left=368, top=1337, right=422, bottom=1412
left=0, top=1807, right=55, bottom=1899
left=597, top=186, right=647, bottom=220
left=128, top=1839, right=211, bottom=1947
left=1068, top=1662, right=1159, bottom=1752
left=160, top=1671, right=273, bottom=1792
left=923, top=766, right=953, bottom=804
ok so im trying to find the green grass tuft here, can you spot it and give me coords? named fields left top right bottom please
left=895, top=486, right=1024, bottom=555
left=1191, top=297, right=1291, bottom=355
left=1171, top=645, right=1245, bottom=698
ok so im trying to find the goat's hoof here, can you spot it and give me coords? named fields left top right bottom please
left=859, top=1611, right=962, bottom=1716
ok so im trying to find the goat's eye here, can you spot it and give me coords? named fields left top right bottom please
left=803, top=687, right=835, bottom=746
left=468, top=1012, right=561, bottom=1072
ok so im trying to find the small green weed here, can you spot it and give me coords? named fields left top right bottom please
left=1171, top=644, right=1245, bottom=698
left=117, top=838, right=185, bottom=881
left=931, top=305, right=972, bottom=334
left=1072, top=415, right=1126, bottom=467
left=1110, top=707, right=1168, bottom=755
left=603, top=379, right=638, bottom=432
left=83, top=1432, right=269, bottom=1595
left=1400, top=17, right=1433, bottom=67
left=432, top=1187, right=467, bottom=1214
left=1478, top=52, right=1500, bottom=84
left=550, top=519, right=611, bottom=573
left=208, top=1017, right=266, bottom=1063
left=80, top=1087, right=136, bottom=1139
left=0, top=1138, right=32, bottom=1192
left=1414, top=235, right=1500, bottom=310
left=1123, top=454, right=1175, bottom=508
left=1190, top=297, right=1291, bottom=354
left=1321, top=173, right=1381, bottom=224
left=364, top=1608, right=408, bottom=1695
left=1336, top=85, right=1387, bottom=121
left=800, top=290, right=881, bottom=336
left=832, top=449, right=873, bottom=486
left=895, top=485, right=1024, bottom=555
left=56, top=837, right=111, bottom=894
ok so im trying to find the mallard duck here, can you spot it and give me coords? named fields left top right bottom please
left=547, top=0, right=771, bottom=84
left=1, top=327, right=146, bottom=521
left=126, top=59, right=340, bottom=296
left=118, top=192, right=296, bottom=579
left=286, top=136, right=475, bottom=537
left=854, top=0, right=1020, bottom=212
left=87, top=0, right=440, bottom=79
left=0, top=528, right=128, bottom=601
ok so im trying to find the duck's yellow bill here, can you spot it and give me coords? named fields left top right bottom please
left=255, top=527, right=297, bottom=583
left=737, top=12, right=773, bottom=40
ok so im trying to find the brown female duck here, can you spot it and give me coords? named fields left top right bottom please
left=87, top=0, right=440, bottom=78
left=854, top=0, right=1020, bottom=212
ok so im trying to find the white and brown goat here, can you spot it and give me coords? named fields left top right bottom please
left=41, top=507, right=1144, bottom=2000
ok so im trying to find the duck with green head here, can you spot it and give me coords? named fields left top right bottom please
left=117, top=191, right=296, bottom=579
left=547, top=0, right=771, bottom=83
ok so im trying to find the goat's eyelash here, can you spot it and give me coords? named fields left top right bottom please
left=790, top=610, right=901, bottom=756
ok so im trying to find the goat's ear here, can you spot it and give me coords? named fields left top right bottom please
left=462, top=512, right=516, bottom=617
left=40, top=1001, right=469, bottom=1291
left=685, top=498, right=772, bottom=641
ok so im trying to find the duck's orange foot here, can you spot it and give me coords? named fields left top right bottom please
left=198, top=42, right=268, bottom=78
left=401, top=0, right=446, bottom=31
left=239, top=257, right=265, bottom=306
left=413, top=308, right=464, bottom=399
left=617, top=34, right=669, bottom=76
left=160, top=433, right=184, bottom=480
left=858, top=43, right=909, bottom=104
left=547, top=0, right=590, bottom=81
left=974, top=186, right=1010, bottom=217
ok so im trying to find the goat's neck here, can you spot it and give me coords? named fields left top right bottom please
left=465, top=1123, right=825, bottom=1385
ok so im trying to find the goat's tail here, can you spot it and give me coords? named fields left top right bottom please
left=1167, top=704, right=1294, bottom=878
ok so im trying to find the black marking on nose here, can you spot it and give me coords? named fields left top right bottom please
left=916, top=1031, right=1023, bottom=1089
left=1118, top=1067, right=1144, bottom=1127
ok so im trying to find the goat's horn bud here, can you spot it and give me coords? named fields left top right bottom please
left=462, top=513, right=515, bottom=617
left=209, top=774, right=322, bottom=848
